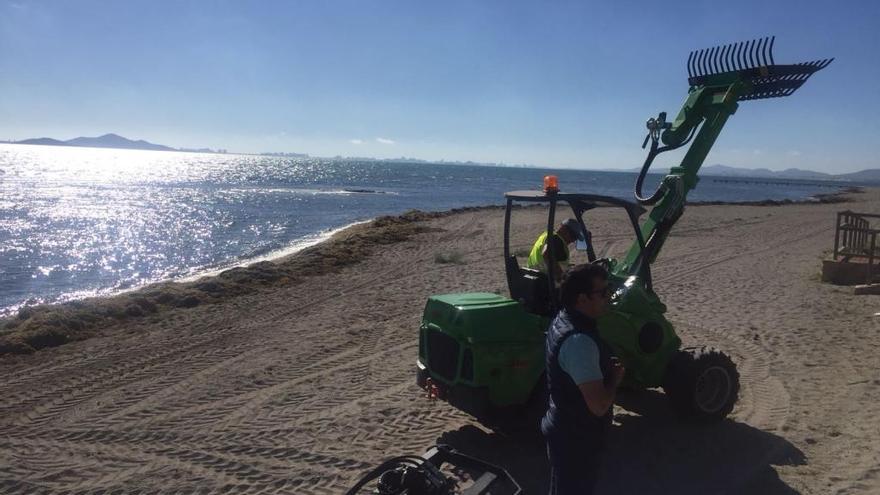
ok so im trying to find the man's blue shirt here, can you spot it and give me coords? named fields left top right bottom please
left=558, top=333, right=603, bottom=385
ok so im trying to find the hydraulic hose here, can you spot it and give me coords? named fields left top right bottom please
left=633, top=122, right=700, bottom=205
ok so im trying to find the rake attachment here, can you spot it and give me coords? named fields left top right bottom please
left=687, top=36, right=833, bottom=100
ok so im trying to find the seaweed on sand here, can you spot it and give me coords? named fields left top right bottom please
left=0, top=208, right=457, bottom=356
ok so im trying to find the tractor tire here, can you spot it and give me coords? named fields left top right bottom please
left=662, top=346, right=740, bottom=422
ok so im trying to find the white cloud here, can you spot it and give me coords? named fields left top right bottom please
left=376, top=137, right=395, bottom=144
left=787, top=150, right=802, bottom=156
left=350, top=139, right=364, bottom=145
left=752, top=149, right=763, bottom=155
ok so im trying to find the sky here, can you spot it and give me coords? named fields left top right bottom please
left=1, top=1, right=877, bottom=173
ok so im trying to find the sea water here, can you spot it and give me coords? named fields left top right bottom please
left=0, top=144, right=858, bottom=314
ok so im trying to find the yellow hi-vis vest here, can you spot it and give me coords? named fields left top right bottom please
left=527, top=232, right=569, bottom=273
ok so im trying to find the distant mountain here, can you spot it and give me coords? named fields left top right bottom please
left=699, top=164, right=880, bottom=183
left=700, top=164, right=832, bottom=180
left=601, top=164, right=880, bottom=183
left=835, top=169, right=880, bottom=182
left=17, top=137, right=69, bottom=146
left=64, top=133, right=175, bottom=151
left=11, top=133, right=216, bottom=153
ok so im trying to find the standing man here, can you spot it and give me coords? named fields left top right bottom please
left=527, top=218, right=585, bottom=282
left=541, top=263, right=624, bottom=494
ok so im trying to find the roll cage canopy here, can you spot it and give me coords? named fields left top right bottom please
left=502, top=190, right=649, bottom=315
left=503, top=190, right=647, bottom=218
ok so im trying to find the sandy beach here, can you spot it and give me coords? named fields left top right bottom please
left=1, top=188, right=879, bottom=494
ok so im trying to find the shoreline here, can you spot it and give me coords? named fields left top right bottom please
left=0, top=185, right=866, bottom=357
left=0, top=206, right=494, bottom=356
left=0, top=219, right=374, bottom=319
left=178, top=218, right=374, bottom=283
left=687, top=186, right=862, bottom=206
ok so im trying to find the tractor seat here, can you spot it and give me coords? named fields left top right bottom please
left=506, top=255, right=553, bottom=316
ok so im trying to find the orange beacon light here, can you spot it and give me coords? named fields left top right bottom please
left=543, top=175, right=559, bottom=194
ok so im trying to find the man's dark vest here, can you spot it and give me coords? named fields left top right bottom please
left=541, top=307, right=614, bottom=441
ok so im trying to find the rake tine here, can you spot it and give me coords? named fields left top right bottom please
left=760, top=36, right=770, bottom=66
left=729, top=42, right=738, bottom=71
left=706, top=46, right=716, bottom=74
left=720, top=44, right=730, bottom=72
left=755, top=38, right=767, bottom=67
left=708, top=47, right=715, bottom=74
left=687, top=51, right=694, bottom=78
left=727, top=43, right=735, bottom=72
left=703, top=47, right=711, bottom=75
left=760, top=37, right=767, bottom=65
left=688, top=51, right=696, bottom=77
left=713, top=45, right=722, bottom=74
left=743, top=40, right=753, bottom=69
left=768, top=36, right=776, bottom=65
left=743, top=41, right=752, bottom=70
left=755, top=38, right=764, bottom=66
left=754, top=38, right=763, bottom=67
left=704, top=46, right=713, bottom=75
left=749, top=39, right=759, bottom=68
left=711, top=46, right=721, bottom=74
left=735, top=41, right=744, bottom=71
left=699, top=48, right=708, bottom=76
left=730, top=43, right=741, bottom=70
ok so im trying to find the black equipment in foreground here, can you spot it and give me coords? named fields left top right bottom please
left=345, top=444, right=522, bottom=495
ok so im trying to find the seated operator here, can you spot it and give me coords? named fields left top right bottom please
left=526, top=218, right=586, bottom=281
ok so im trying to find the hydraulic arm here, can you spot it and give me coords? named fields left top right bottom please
left=619, top=37, right=833, bottom=279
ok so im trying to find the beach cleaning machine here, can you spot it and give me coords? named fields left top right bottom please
left=415, top=37, right=832, bottom=423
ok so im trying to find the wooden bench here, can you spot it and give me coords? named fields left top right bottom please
left=833, top=211, right=880, bottom=284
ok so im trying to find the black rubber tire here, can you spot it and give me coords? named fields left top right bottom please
left=662, top=346, right=740, bottom=422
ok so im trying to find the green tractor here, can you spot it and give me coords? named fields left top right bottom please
left=416, top=37, right=832, bottom=423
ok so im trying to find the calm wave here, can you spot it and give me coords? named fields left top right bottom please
left=0, top=144, right=857, bottom=314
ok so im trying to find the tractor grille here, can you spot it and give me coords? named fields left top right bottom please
left=460, top=348, right=474, bottom=381
left=427, top=330, right=460, bottom=381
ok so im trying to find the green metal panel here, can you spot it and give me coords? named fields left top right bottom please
left=420, top=293, right=547, bottom=407
left=597, top=276, right=681, bottom=387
